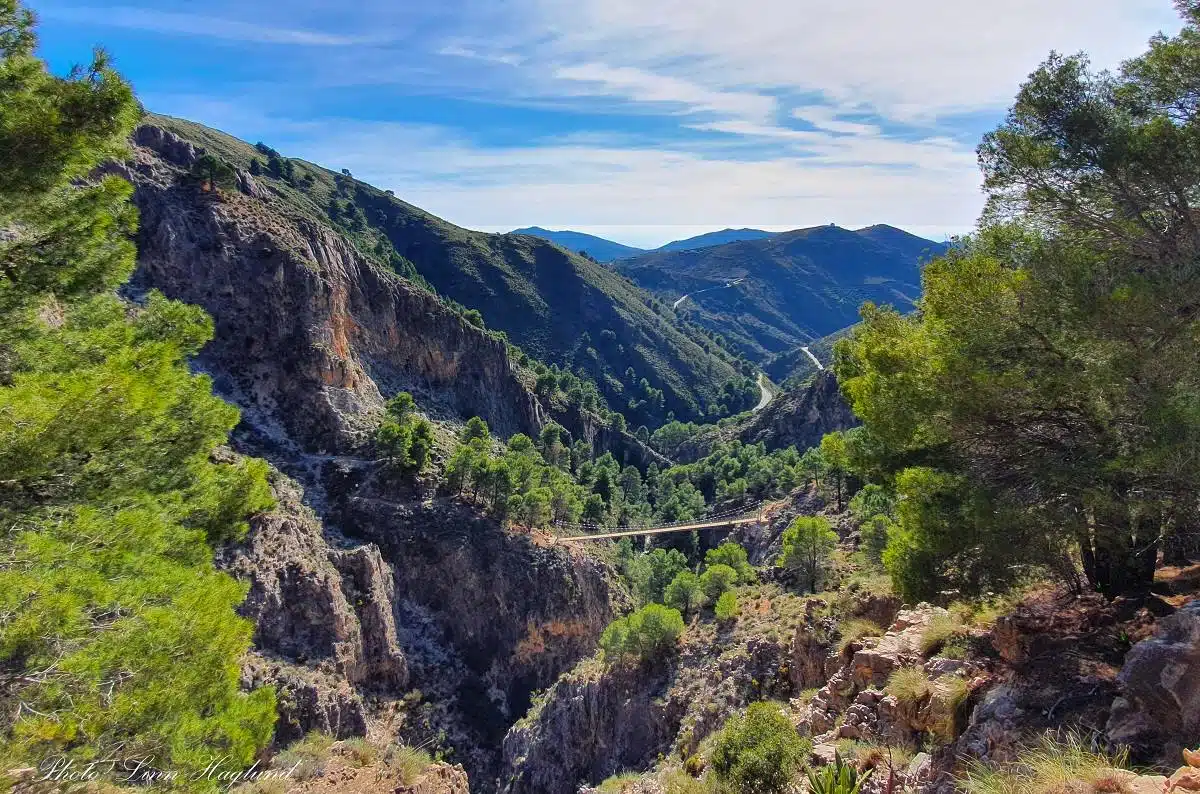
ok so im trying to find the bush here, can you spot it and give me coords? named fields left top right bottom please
left=600, top=604, right=685, bottom=663
left=699, top=563, right=737, bottom=600
left=664, top=570, right=707, bottom=614
left=710, top=702, right=810, bottom=794
left=929, top=675, right=970, bottom=743
left=885, top=667, right=931, bottom=704
left=705, top=542, right=755, bottom=582
left=808, top=754, right=873, bottom=794
left=714, top=591, right=740, bottom=621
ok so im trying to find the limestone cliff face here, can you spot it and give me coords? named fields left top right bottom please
left=117, top=124, right=543, bottom=455
left=112, top=125, right=636, bottom=789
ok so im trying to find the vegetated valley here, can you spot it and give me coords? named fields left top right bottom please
left=2, top=2, right=1200, bottom=794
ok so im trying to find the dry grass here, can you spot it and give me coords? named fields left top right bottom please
left=960, top=733, right=1132, bottom=794
left=919, top=613, right=969, bottom=656
left=597, top=772, right=646, bottom=792
left=340, top=737, right=378, bottom=768
left=835, top=739, right=916, bottom=772
left=885, top=667, right=931, bottom=704
left=837, top=618, right=884, bottom=655
left=382, top=743, right=433, bottom=784
left=271, top=731, right=336, bottom=781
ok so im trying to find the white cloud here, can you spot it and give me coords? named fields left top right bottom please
left=250, top=117, right=983, bottom=243
left=523, top=0, right=1180, bottom=121
left=553, top=63, right=776, bottom=120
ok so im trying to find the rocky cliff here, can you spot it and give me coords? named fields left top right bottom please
left=113, top=124, right=544, bottom=458
left=741, top=370, right=858, bottom=453
left=111, top=124, right=635, bottom=791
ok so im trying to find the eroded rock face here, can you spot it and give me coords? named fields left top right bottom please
left=122, top=131, right=545, bottom=453
left=741, top=371, right=858, bottom=454
left=1107, top=601, right=1200, bottom=759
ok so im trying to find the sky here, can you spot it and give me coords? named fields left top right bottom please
left=32, top=0, right=1183, bottom=249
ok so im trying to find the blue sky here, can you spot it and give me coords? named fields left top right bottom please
left=33, top=0, right=1182, bottom=248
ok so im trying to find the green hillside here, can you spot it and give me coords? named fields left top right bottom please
left=146, top=115, right=749, bottom=427
left=616, top=225, right=946, bottom=361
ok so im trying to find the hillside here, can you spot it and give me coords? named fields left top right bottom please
left=616, top=224, right=947, bottom=360
left=508, top=227, right=647, bottom=262
left=146, top=115, right=746, bottom=428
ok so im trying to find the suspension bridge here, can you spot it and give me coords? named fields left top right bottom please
left=548, top=498, right=788, bottom=542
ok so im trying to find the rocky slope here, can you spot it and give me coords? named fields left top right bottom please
left=138, top=114, right=745, bottom=428
left=113, top=122, right=637, bottom=790
left=116, top=121, right=663, bottom=474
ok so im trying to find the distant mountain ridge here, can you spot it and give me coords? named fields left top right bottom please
left=614, top=224, right=948, bottom=362
left=509, top=227, right=647, bottom=263
left=657, top=228, right=777, bottom=252
left=509, top=226, right=781, bottom=261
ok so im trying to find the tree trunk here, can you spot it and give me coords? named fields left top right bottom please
left=1087, top=506, right=1158, bottom=596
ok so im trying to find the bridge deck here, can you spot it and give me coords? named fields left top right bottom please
left=555, top=514, right=762, bottom=542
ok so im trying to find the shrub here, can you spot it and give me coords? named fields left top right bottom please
left=664, top=570, right=707, bottom=614
left=714, top=591, right=740, bottom=621
left=341, top=737, right=377, bottom=768
left=382, top=743, right=432, bottom=784
left=600, top=604, right=685, bottom=663
left=700, top=563, right=738, bottom=600
left=710, top=702, right=810, bottom=794
left=959, top=733, right=1132, bottom=794
left=272, top=732, right=336, bottom=781
left=885, top=667, right=931, bottom=704
left=705, top=542, right=756, bottom=582
left=808, top=754, right=874, bottom=794
left=837, top=618, right=884, bottom=656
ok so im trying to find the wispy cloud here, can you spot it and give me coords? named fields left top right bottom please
left=40, top=5, right=382, bottom=46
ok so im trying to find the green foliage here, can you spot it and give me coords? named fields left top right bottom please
left=663, top=570, right=707, bottom=615
left=836, top=5, right=1200, bottom=598
left=599, top=604, right=685, bottom=664
left=777, top=516, right=838, bottom=593
left=375, top=392, right=434, bottom=476
left=710, top=702, right=810, bottom=794
left=819, top=431, right=851, bottom=510
left=190, top=153, right=237, bottom=192
left=808, top=754, right=873, bottom=794
left=705, top=542, right=755, bottom=583
left=623, top=547, right=689, bottom=606
left=699, top=563, right=737, bottom=600
left=0, top=3, right=276, bottom=780
left=714, top=591, right=740, bottom=622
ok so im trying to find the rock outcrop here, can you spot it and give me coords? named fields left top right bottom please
left=740, top=371, right=858, bottom=454
left=1107, top=600, right=1200, bottom=761
left=118, top=124, right=544, bottom=455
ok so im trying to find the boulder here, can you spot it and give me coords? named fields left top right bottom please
left=1107, top=601, right=1200, bottom=756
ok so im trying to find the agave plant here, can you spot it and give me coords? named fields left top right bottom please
left=807, top=754, right=874, bottom=794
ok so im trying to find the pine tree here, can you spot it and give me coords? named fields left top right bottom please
left=0, top=2, right=276, bottom=781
